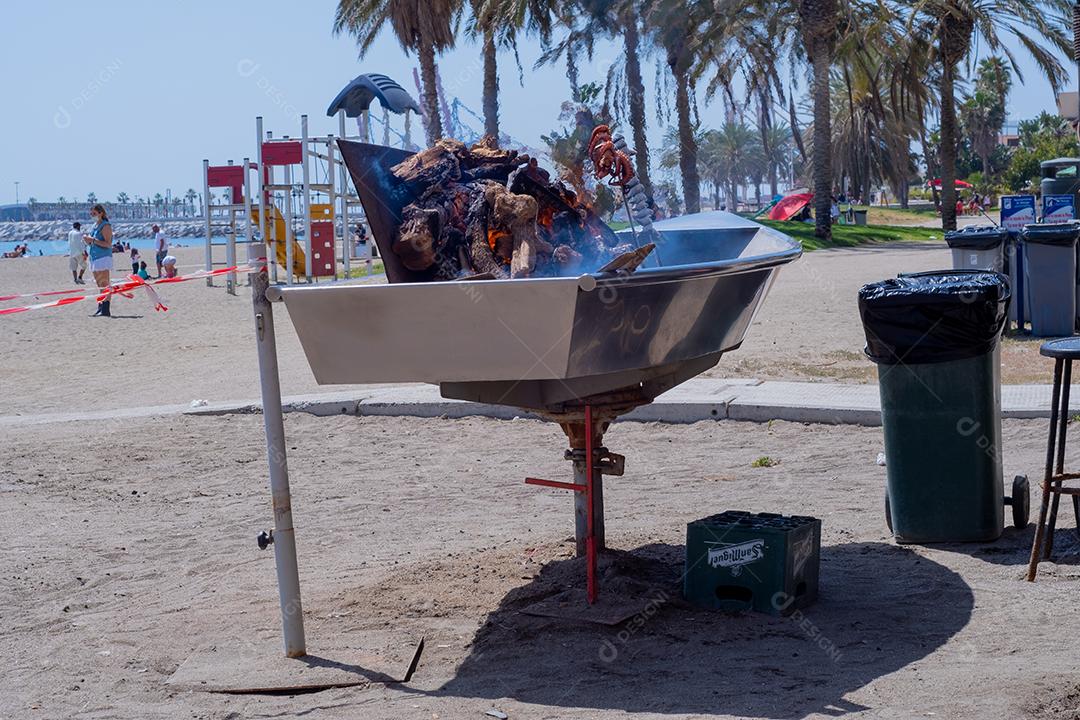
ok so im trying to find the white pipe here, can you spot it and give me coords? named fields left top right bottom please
left=203, top=159, right=213, bottom=287
left=301, top=115, right=313, bottom=283
left=326, top=134, right=337, bottom=282
left=250, top=243, right=307, bottom=659
left=257, top=117, right=276, bottom=285
left=283, top=164, right=294, bottom=286
left=243, top=156, right=254, bottom=287
left=338, top=110, right=351, bottom=279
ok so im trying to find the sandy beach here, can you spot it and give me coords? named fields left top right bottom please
left=2, top=240, right=1078, bottom=719
left=2, top=413, right=1079, bottom=719
left=0, top=241, right=1056, bottom=419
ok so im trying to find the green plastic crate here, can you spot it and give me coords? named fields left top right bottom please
left=683, top=511, right=821, bottom=616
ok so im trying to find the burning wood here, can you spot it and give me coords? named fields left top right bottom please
left=390, top=137, right=634, bottom=280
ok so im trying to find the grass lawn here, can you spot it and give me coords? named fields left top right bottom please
left=759, top=220, right=944, bottom=251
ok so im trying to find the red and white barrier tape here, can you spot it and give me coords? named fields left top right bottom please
left=0, top=264, right=263, bottom=316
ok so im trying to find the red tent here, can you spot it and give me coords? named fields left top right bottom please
left=926, top=179, right=973, bottom=189
left=767, top=193, right=814, bottom=221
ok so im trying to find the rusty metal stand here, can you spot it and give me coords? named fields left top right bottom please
left=1028, top=341, right=1080, bottom=581
left=527, top=405, right=624, bottom=604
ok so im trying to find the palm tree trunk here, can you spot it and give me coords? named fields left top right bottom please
left=940, top=61, right=958, bottom=231
left=673, top=68, right=701, bottom=214
left=566, top=41, right=580, bottom=102
left=809, top=36, right=833, bottom=241
left=418, top=43, right=443, bottom=144
left=623, top=17, right=654, bottom=205
left=482, top=27, right=499, bottom=141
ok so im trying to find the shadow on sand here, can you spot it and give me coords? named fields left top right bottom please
left=428, top=541, right=973, bottom=718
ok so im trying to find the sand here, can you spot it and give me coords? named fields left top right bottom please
left=2, top=412, right=1080, bottom=719
left=0, top=241, right=1056, bottom=419
left=2, top=238, right=1080, bottom=718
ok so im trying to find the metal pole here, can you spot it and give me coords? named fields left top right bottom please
left=284, top=163, right=294, bottom=286
left=226, top=162, right=237, bottom=295
left=243, top=156, right=254, bottom=287
left=301, top=115, right=313, bottom=284
left=203, top=159, right=213, bottom=287
left=257, top=117, right=276, bottom=285
left=326, top=134, right=337, bottom=281
left=338, top=110, right=351, bottom=279
left=250, top=245, right=307, bottom=657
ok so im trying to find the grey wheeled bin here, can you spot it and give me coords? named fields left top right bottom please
left=945, top=225, right=1008, bottom=272
left=1022, top=222, right=1080, bottom=337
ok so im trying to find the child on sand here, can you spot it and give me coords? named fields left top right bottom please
left=161, top=255, right=178, bottom=278
left=137, top=261, right=151, bottom=280
left=130, top=247, right=141, bottom=274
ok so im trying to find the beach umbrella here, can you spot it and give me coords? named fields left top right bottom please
left=926, top=179, right=974, bottom=189
left=767, top=193, right=814, bottom=221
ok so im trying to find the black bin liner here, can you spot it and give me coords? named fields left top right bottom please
left=945, top=225, right=1009, bottom=250
left=1022, top=222, right=1080, bottom=247
left=858, top=270, right=1011, bottom=365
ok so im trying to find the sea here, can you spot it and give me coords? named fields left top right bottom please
left=2, top=236, right=242, bottom=257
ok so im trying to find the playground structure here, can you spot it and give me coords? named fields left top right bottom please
left=200, top=72, right=535, bottom=289
left=202, top=112, right=380, bottom=291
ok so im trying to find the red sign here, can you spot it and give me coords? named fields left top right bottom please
left=262, top=141, right=303, bottom=166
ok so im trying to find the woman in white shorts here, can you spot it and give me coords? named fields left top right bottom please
left=84, top=204, right=115, bottom=317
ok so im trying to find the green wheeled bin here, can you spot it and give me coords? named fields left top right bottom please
left=858, top=270, right=1028, bottom=543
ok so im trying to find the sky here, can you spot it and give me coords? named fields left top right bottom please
left=1, top=0, right=1077, bottom=205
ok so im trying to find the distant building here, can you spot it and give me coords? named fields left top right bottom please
left=0, top=204, right=31, bottom=221
left=1057, top=91, right=1078, bottom=124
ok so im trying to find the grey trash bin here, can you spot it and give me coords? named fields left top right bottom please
left=945, top=225, right=1007, bottom=273
left=1022, top=222, right=1080, bottom=337
left=853, top=209, right=868, bottom=226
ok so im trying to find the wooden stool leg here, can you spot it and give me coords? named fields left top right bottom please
left=1045, top=360, right=1072, bottom=558
left=1028, top=358, right=1064, bottom=581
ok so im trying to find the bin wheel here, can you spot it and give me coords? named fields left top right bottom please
left=1004, top=475, right=1030, bottom=530
left=885, top=492, right=893, bottom=534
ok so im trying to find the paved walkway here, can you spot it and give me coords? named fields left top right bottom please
left=4, top=378, right=1076, bottom=428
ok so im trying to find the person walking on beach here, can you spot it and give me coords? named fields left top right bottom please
left=83, top=204, right=114, bottom=317
left=152, top=225, right=168, bottom=278
left=67, top=222, right=86, bottom=284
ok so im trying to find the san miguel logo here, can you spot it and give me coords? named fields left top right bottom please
left=706, top=539, right=765, bottom=576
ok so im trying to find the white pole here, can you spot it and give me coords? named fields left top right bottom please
left=338, top=110, right=351, bottom=280
left=283, top=162, right=294, bottom=286
left=326, top=134, right=337, bottom=282
left=382, top=106, right=390, bottom=146
left=226, top=161, right=237, bottom=295
left=257, top=117, right=277, bottom=285
left=250, top=244, right=307, bottom=659
left=203, top=159, right=213, bottom=287
left=362, top=108, right=371, bottom=143
left=243, top=156, right=254, bottom=287
left=301, top=115, right=313, bottom=284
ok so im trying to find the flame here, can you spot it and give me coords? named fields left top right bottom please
left=488, top=228, right=511, bottom=252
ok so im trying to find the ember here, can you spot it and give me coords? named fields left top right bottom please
left=390, top=136, right=634, bottom=280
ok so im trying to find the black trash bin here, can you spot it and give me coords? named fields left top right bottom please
left=859, top=270, right=1026, bottom=543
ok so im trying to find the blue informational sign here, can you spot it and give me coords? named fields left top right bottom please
left=1043, top=194, right=1076, bottom=224
left=1000, top=195, right=1036, bottom=232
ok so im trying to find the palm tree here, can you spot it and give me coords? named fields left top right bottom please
left=959, top=57, right=1011, bottom=178
left=185, top=188, right=198, bottom=217
left=116, top=192, right=129, bottom=220
left=647, top=0, right=712, bottom=214
left=334, top=0, right=458, bottom=145
left=153, top=193, right=164, bottom=218
left=86, top=192, right=97, bottom=205
left=910, top=0, right=1071, bottom=231
left=798, top=0, right=839, bottom=239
